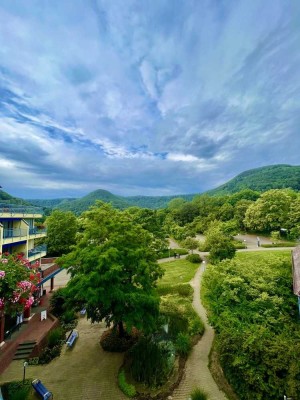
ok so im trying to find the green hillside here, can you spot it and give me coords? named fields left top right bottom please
left=0, top=189, right=30, bottom=205
left=206, top=164, right=300, bottom=196
left=24, top=164, right=300, bottom=214
left=55, top=189, right=132, bottom=214
left=28, top=198, right=76, bottom=208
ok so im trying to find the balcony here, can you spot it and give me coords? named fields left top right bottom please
left=2, top=228, right=28, bottom=244
left=29, top=227, right=47, bottom=238
left=28, top=244, right=47, bottom=261
left=0, top=203, right=43, bottom=218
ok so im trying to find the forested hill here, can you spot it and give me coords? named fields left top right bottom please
left=51, top=190, right=195, bottom=214
left=206, top=164, right=300, bottom=196
left=0, top=189, right=29, bottom=205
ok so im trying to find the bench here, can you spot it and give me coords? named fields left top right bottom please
left=32, top=379, right=53, bottom=400
left=66, top=329, right=79, bottom=348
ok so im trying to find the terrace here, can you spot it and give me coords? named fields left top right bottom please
left=0, top=203, right=43, bottom=218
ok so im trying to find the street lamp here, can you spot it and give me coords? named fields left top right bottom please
left=23, top=361, right=28, bottom=384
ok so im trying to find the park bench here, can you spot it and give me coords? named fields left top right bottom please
left=66, top=329, right=79, bottom=348
left=32, top=379, right=53, bottom=400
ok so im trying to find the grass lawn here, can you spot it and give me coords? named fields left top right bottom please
left=158, top=259, right=199, bottom=287
left=235, top=249, right=292, bottom=262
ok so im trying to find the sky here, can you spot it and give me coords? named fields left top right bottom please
left=0, top=0, right=300, bottom=199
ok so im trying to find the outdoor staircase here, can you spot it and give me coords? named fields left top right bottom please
left=13, top=340, right=36, bottom=360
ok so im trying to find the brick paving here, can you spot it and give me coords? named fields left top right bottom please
left=0, top=294, right=57, bottom=375
left=172, top=265, right=228, bottom=400
left=0, top=317, right=127, bottom=400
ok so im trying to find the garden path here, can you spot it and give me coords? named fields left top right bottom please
left=171, top=265, right=228, bottom=400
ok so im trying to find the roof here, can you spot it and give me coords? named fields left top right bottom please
left=292, top=246, right=300, bottom=295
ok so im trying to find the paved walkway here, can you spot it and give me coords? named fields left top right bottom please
left=172, top=265, right=227, bottom=400
left=0, top=317, right=127, bottom=400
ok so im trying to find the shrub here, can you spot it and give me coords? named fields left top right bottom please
left=190, top=387, right=208, bottom=400
left=47, top=327, right=64, bottom=348
left=118, top=369, right=136, bottom=398
left=261, top=242, right=296, bottom=248
left=50, top=288, right=68, bottom=317
left=157, top=283, right=193, bottom=298
left=39, top=344, right=62, bottom=364
left=61, top=309, right=77, bottom=324
left=186, top=254, right=202, bottom=263
left=129, top=337, right=175, bottom=387
left=1, top=380, right=31, bottom=400
left=175, top=333, right=192, bottom=356
left=100, top=327, right=139, bottom=352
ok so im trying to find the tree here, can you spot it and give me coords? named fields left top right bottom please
left=182, top=237, right=199, bottom=254
left=60, top=202, right=163, bottom=337
left=244, top=189, right=294, bottom=232
left=0, top=254, right=39, bottom=316
left=204, top=224, right=236, bottom=263
left=45, top=210, right=78, bottom=256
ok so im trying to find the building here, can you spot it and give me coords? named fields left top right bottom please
left=0, top=202, right=61, bottom=344
left=0, top=203, right=47, bottom=262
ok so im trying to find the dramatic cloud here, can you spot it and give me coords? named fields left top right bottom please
left=0, top=0, right=299, bottom=198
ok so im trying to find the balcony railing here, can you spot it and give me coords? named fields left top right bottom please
left=29, top=227, right=47, bottom=235
left=28, top=244, right=47, bottom=258
left=0, top=203, right=43, bottom=215
left=3, top=228, right=28, bottom=239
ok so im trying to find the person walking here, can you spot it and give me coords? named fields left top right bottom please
left=257, top=236, right=260, bottom=247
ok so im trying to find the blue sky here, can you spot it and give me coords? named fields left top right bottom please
left=0, top=0, right=300, bottom=199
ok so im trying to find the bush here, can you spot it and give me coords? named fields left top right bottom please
left=39, top=344, right=62, bottom=364
left=175, top=333, right=192, bottom=356
left=118, top=369, right=136, bottom=398
left=1, top=380, right=31, bottom=400
left=157, top=248, right=188, bottom=259
left=129, top=337, right=175, bottom=387
left=100, top=327, right=139, bottom=352
left=47, top=327, right=64, bottom=348
left=50, top=288, right=68, bottom=317
left=190, top=387, right=208, bottom=400
left=160, top=296, right=204, bottom=338
left=261, top=242, right=296, bottom=248
left=60, top=309, right=77, bottom=324
left=186, top=254, right=202, bottom=263
left=157, top=283, right=193, bottom=298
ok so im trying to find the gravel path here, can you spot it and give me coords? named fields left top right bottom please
left=172, top=265, right=227, bottom=400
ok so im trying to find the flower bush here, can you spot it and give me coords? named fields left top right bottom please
left=0, top=253, right=39, bottom=316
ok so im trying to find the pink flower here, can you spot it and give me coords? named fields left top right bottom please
left=24, top=296, right=34, bottom=309
left=0, top=271, right=5, bottom=278
left=17, top=281, right=32, bottom=291
left=0, top=298, right=4, bottom=309
left=1, top=259, right=8, bottom=264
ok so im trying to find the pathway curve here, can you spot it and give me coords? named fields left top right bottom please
left=172, top=265, right=227, bottom=400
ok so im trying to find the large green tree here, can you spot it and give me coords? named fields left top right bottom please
left=244, top=189, right=294, bottom=232
left=45, top=210, right=78, bottom=256
left=204, top=224, right=236, bottom=263
left=60, top=202, right=163, bottom=336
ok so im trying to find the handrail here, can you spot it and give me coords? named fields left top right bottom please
left=3, top=228, right=27, bottom=238
left=28, top=244, right=47, bottom=257
left=29, top=227, right=47, bottom=235
left=0, top=204, right=43, bottom=215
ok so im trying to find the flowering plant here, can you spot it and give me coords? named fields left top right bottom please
left=0, top=253, right=39, bottom=315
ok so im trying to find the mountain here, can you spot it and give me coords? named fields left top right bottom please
left=28, top=198, right=77, bottom=208
left=26, top=164, right=300, bottom=214
left=206, top=164, right=300, bottom=195
left=0, top=189, right=30, bottom=205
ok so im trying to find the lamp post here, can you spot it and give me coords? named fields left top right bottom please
left=23, top=361, right=28, bottom=384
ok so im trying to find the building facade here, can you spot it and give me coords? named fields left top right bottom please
left=0, top=202, right=51, bottom=345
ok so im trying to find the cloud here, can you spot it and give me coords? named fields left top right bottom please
left=0, top=0, right=299, bottom=198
